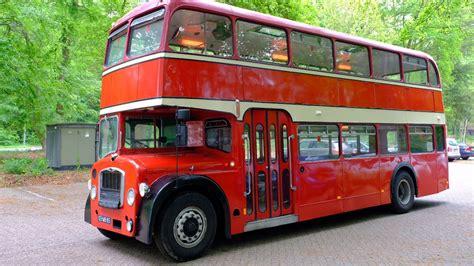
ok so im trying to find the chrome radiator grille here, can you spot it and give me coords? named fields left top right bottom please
left=99, top=169, right=123, bottom=209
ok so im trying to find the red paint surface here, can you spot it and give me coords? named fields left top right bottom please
left=91, top=0, right=449, bottom=239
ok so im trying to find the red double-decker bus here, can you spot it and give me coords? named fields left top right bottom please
left=84, top=0, right=449, bottom=261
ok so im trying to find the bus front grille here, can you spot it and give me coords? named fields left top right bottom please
left=99, top=169, right=123, bottom=209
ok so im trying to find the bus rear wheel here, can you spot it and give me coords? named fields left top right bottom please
left=391, top=171, right=415, bottom=214
left=154, top=192, right=217, bottom=262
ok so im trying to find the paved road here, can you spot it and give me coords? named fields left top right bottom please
left=1, top=160, right=473, bottom=264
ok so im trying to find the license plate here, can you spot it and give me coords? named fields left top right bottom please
left=98, top=215, right=111, bottom=224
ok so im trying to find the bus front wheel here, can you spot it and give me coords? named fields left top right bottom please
left=391, top=171, right=415, bottom=214
left=154, top=192, right=217, bottom=262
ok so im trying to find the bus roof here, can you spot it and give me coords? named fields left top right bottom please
left=111, top=0, right=434, bottom=61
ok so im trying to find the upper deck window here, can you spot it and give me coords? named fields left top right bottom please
left=168, top=9, right=233, bottom=57
left=403, top=55, right=427, bottom=85
left=428, top=61, right=440, bottom=87
left=335, top=41, right=370, bottom=77
left=105, top=24, right=128, bottom=66
left=291, top=31, right=333, bottom=72
left=237, top=21, right=288, bottom=64
left=128, top=9, right=165, bottom=57
left=372, top=49, right=401, bottom=81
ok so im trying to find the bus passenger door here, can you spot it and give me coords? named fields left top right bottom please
left=243, top=109, right=294, bottom=222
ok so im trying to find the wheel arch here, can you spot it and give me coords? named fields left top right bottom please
left=135, top=175, right=230, bottom=244
left=391, top=162, right=418, bottom=197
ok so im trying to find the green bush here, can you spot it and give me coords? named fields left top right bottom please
left=0, top=128, right=19, bottom=146
left=2, top=157, right=54, bottom=176
left=30, top=158, right=54, bottom=176
left=3, top=158, right=31, bottom=174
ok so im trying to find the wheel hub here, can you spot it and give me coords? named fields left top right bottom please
left=397, top=179, right=411, bottom=205
left=173, top=207, right=207, bottom=248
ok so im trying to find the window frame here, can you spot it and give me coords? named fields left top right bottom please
left=167, top=8, right=234, bottom=58
left=378, top=124, right=408, bottom=156
left=428, top=60, right=440, bottom=88
left=297, top=123, right=340, bottom=162
left=104, top=24, right=129, bottom=67
left=371, top=48, right=402, bottom=81
left=290, top=30, right=334, bottom=72
left=402, top=54, right=428, bottom=85
left=435, top=125, right=445, bottom=152
left=334, top=40, right=371, bottom=77
left=127, top=8, right=166, bottom=59
left=408, top=125, right=435, bottom=154
left=98, top=115, right=119, bottom=159
left=205, top=118, right=232, bottom=153
left=341, top=124, right=378, bottom=159
left=236, top=19, right=289, bottom=66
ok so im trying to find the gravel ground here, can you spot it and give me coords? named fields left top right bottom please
left=0, top=159, right=472, bottom=264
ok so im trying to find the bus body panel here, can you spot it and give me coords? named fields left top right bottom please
left=411, top=153, right=439, bottom=197
left=100, top=57, right=444, bottom=115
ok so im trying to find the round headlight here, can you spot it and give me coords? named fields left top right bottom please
left=87, top=179, right=92, bottom=191
left=139, top=183, right=150, bottom=197
left=90, top=185, right=97, bottom=200
left=127, top=189, right=135, bottom=206
left=126, top=220, right=133, bottom=232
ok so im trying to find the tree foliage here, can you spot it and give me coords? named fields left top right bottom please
left=222, top=0, right=473, bottom=140
left=0, top=0, right=472, bottom=144
left=0, top=0, right=139, bottom=145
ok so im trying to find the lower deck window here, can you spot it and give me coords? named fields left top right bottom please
left=379, top=125, right=407, bottom=154
left=205, top=119, right=231, bottom=152
left=342, top=125, right=377, bottom=158
left=298, top=124, right=339, bottom=161
left=409, top=126, right=434, bottom=153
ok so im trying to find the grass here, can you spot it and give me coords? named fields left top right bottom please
left=0, top=150, right=89, bottom=188
left=0, top=144, right=41, bottom=149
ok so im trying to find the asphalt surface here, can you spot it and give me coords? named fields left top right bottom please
left=1, top=160, right=473, bottom=264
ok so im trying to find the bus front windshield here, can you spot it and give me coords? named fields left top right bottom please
left=125, top=118, right=176, bottom=149
left=99, top=116, right=119, bottom=159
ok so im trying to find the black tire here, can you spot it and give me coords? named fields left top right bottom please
left=154, top=192, right=217, bottom=262
left=391, top=171, right=415, bottom=214
left=448, top=158, right=454, bottom=162
left=462, top=157, right=469, bottom=160
left=98, top=228, right=124, bottom=240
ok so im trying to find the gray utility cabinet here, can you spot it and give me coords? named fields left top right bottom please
left=46, top=123, right=96, bottom=169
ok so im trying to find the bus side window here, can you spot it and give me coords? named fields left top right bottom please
left=372, top=49, right=401, bottom=81
left=298, top=124, right=339, bottom=161
left=403, top=55, right=428, bottom=85
left=428, top=61, right=440, bottom=87
left=335, top=41, right=370, bottom=77
left=342, top=125, right=376, bottom=158
left=205, top=119, right=232, bottom=152
left=168, top=9, right=233, bottom=57
left=237, top=20, right=288, bottom=64
left=378, top=125, right=407, bottom=155
left=435, top=125, right=445, bottom=151
left=291, top=31, right=333, bottom=72
left=409, top=125, right=434, bottom=153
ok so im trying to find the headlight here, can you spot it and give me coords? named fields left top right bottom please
left=90, top=185, right=97, bottom=200
left=127, top=189, right=135, bottom=206
left=126, top=220, right=133, bottom=232
left=87, top=179, right=92, bottom=191
left=139, top=183, right=150, bottom=197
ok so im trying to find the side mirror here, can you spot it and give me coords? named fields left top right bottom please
left=176, top=124, right=187, bottom=147
left=176, top=109, right=190, bottom=122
